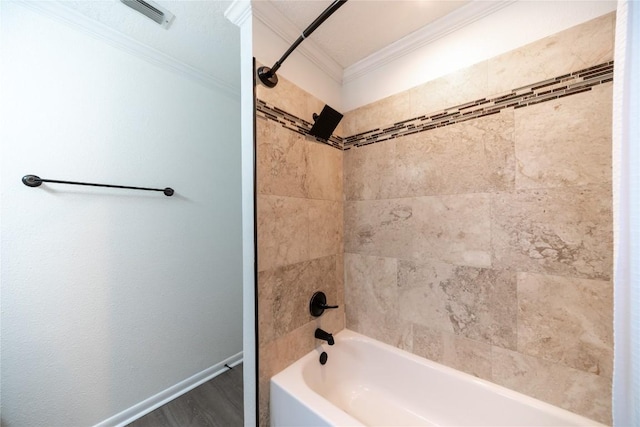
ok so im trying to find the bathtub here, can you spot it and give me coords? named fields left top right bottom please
left=270, top=329, right=603, bottom=426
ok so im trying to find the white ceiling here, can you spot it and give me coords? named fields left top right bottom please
left=56, top=0, right=476, bottom=92
left=269, top=0, right=470, bottom=68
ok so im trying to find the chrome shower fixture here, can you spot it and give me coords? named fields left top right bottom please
left=120, top=0, right=175, bottom=29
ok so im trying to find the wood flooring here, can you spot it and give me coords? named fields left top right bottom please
left=128, top=364, right=243, bottom=427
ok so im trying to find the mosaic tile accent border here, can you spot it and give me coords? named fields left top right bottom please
left=256, top=99, right=344, bottom=150
left=344, top=61, right=614, bottom=150
left=256, top=61, right=613, bottom=152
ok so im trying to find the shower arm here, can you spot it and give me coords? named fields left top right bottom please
left=257, top=0, right=348, bottom=88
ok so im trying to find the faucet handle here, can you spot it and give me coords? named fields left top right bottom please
left=309, top=291, right=339, bottom=317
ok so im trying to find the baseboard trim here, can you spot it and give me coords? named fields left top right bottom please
left=94, top=352, right=243, bottom=427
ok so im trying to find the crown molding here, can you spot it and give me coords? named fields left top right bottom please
left=224, top=0, right=251, bottom=28
left=251, top=0, right=344, bottom=84
left=15, top=0, right=240, bottom=99
left=343, top=0, right=517, bottom=84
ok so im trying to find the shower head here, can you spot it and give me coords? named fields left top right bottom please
left=309, top=105, right=343, bottom=141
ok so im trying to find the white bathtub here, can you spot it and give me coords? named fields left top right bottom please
left=270, top=329, right=604, bottom=427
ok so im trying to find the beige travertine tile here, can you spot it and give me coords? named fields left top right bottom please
left=344, top=140, right=396, bottom=201
left=344, top=253, right=398, bottom=315
left=394, top=112, right=515, bottom=197
left=488, top=13, right=615, bottom=95
left=333, top=120, right=345, bottom=139
left=258, top=255, right=337, bottom=345
left=491, top=186, right=613, bottom=280
left=258, top=385, right=268, bottom=426
left=259, top=307, right=342, bottom=386
left=345, top=194, right=492, bottom=267
left=257, top=195, right=309, bottom=272
left=412, top=194, right=492, bottom=267
left=344, top=253, right=412, bottom=349
left=256, top=69, right=317, bottom=123
left=348, top=310, right=413, bottom=351
left=257, top=118, right=343, bottom=200
left=345, top=91, right=412, bottom=136
left=342, top=62, right=488, bottom=138
left=335, top=253, right=345, bottom=309
left=517, top=272, right=613, bottom=377
left=411, top=324, right=442, bottom=361
left=256, top=61, right=343, bottom=130
left=410, top=61, right=489, bottom=118
left=256, top=68, right=345, bottom=426
left=259, top=278, right=343, bottom=426
left=398, top=259, right=517, bottom=349
left=257, top=118, right=308, bottom=198
left=515, top=84, right=612, bottom=190
left=492, top=346, right=611, bottom=424
left=413, top=324, right=493, bottom=381
left=258, top=372, right=269, bottom=427
left=307, top=140, right=343, bottom=201
left=341, top=111, right=358, bottom=139
left=344, top=198, right=416, bottom=260
left=258, top=319, right=318, bottom=427
left=309, top=199, right=342, bottom=260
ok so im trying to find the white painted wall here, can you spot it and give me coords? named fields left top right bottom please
left=0, top=3, right=242, bottom=426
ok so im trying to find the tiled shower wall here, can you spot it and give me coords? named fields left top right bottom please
left=342, top=12, right=614, bottom=424
left=255, top=12, right=615, bottom=426
left=255, top=77, right=345, bottom=426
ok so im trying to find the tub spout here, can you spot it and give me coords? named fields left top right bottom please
left=315, top=328, right=334, bottom=345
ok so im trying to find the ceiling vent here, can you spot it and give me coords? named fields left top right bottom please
left=120, top=0, right=175, bottom=29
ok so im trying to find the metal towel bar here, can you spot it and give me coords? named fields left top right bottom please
left=22, top=174, right=174, bottom=196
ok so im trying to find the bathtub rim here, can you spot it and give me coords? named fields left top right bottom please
left=270, top=328, right=606, bottom=427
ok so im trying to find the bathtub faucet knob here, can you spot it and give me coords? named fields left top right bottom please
left=315, top=328, right=335, bottom=346
left=310, top=291, right=339, bottom=317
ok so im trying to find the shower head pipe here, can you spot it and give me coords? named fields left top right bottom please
left=258, top=0, right=348, bottom=88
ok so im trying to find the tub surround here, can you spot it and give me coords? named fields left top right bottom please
left=257, top=13, right=614, bottom=426
left=341, top=12, right=615, bottom=136
left=256, top=59, right=613, bottom=155
left=256, top=71, right=345, bottom=426
left=343, top=61, right=612, bottom=150
left=256, top=99, right=343, bottom=150
left=343, top=13, right=614, bottom=424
